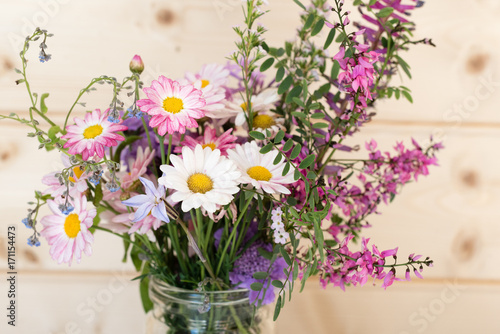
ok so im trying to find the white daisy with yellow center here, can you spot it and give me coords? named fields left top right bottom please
left=224, top=88, right=280, bottom=126
left=250, top=111, right=284, bottom=136
left=227, top=141, right=295, bottom=195
left=159, top=145, right=241, bottom=213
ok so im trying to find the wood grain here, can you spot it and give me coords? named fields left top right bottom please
left=1, top=0, right=499, bottom=333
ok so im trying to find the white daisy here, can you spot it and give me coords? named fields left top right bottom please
left=227, top=141, right=295, bottom=195
left=159, top=145, right=241, bottom=213
left=250, top=110, right=284, bottom=136
left=224, top=88, right=280, bottom=126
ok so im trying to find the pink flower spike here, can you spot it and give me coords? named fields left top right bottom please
left=381, top=270, right=395, bottom=289
left=325, top=21, right=336, bottom=29
left=414, top=268, right=424, bottom=279
left=62, top=109, right=127, bottom=161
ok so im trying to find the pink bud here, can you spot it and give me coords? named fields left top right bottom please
left=129, top=55, right=144, bottom=74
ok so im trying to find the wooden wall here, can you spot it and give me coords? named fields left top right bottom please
left=1, top=0, right=499, bottom=333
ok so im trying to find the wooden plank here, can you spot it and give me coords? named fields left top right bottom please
left=1, top=273, right=499, bottom=334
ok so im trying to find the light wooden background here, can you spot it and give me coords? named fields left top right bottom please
left=1, top=0, right=500, bottom=333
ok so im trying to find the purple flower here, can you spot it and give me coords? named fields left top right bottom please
left=229, top=241, right=287, bottom=305
left=122, top=177, right=170, bottom=223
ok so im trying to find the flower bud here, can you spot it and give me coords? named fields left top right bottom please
left=129, top=55, right=144, bottom=74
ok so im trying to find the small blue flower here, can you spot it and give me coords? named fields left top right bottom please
left=39, top=51, right=51, bottom=63
left=27, top=235, right=40, bottom=247
left=88, top=170, right=103, bottom=186
left=122, top=177, right=170, bottom=223
left=22, top=218, right=32, bottom=229
left=58, top=203, right=74, bottom=215
left=107, top=109, right=120, bottom=123
left=106, top=181, right=120, bottom=193
left=127, top=107, right=143, bottom=119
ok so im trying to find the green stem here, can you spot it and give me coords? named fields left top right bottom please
left=216, top=195, right=253, bottom=276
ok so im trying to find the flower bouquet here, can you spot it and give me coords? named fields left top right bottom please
left=3, top=0, right=441, bottom=332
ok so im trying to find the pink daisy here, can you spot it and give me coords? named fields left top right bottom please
left=40, top=195, right=96, bottom=265
left=103, top=146, right=156, bottom=201
left=137, top=76, right=206, bottom=135
left=175, top=127, right=237, bottom=156
left=184, top=63, right=230, bottom=89
left=62, top=109, right=127, bottom=161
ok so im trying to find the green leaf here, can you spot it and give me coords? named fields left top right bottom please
left=272, top=280, right=284, bottom=289
left=274, top=130, right=285, bottom=144
left=258, top=247, right=273, bottom=260
left=285, top=86, right=303, bottom=104
left=282, top=162, right=291, bottom=176
left=291, top=111, right=307, bottom=118
left=253, top=272, right=269, bottom=280
left=311, top=19, right=325, bottom=36
left=273, top=152, right=283, bottom=165
left=377, top=7, right=394, bottom=18
left=276, top=48, right=285, bottom=57
left=260, top=58, right=275, bottom=72
left=282, top=139, right=294, bottom=152
left=139, top=276, right=153, bottom=313
left=307, top=171, right=317, bottom=179
left=312, top=122, right=329, bottom=129
left=260, top=142, right=273, bottom=154
left=48, top=125, right=61, bottom=140
left=324, top=27, right=336, bottom=49
left=250, top=282, right=264, bottom=291
left=311, top=112, right=325, bottom=119
left=331, top=60, right=340, bottom=80
left=292, top=97, right=305, bottom=108
left=278, top=75, right=293, bottom=94
left=293, top=0, right=306, bottom=10
left=401, top=90, right=413, bottom=103
left=249, top=131, right=265, bottom=140
left=285, top=42, right=293, bottom=57
left=276, top=66, right=285, bottom=82
left=280, top=247, right=292, bottom=266
left=294, top=169, right=301, bottom=180
left=299, top=154, right=315, bottom=169
left=274, top=296, right=282, bottom=321
left=290, top=144, right=302, bottom=159
left=93, top=182, right=103, bottom=207
left=395, top=55, right=412, bottom=79
left=304, top=14, right=315, bottom=30
left=40, top=93, right=49, bottom=114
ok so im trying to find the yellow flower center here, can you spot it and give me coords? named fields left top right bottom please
left=247, top=166, right=272, bottom=182
left=252, top=114, right=276, bottom=129
left=69, top=166, right=84, bottom=183
left=201, top=79, right=210, bottom=88
left=163, top=97, right=184, bottom=114
left=64, top=213, right=81, bottom=238
left=240, top=102, right=252, bottom=112
left=187, top=173, right=213, bottom=194
left=202, top=143, right=217, bottom=150
left=83, top=124, right=103, bottom=139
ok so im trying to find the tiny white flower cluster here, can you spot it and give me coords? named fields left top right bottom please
left=271, top=207, right=289, bottom=244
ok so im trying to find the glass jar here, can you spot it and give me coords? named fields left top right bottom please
left=146, top=276, right=275, bottom=334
